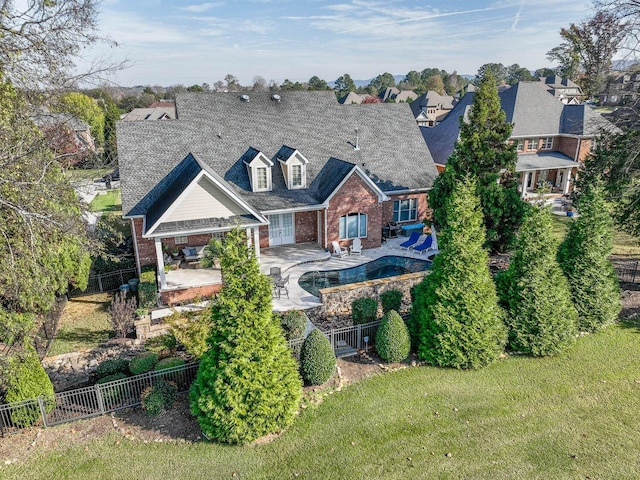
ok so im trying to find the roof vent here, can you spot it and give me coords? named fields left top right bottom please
left=354, top=127, right=360, bottom=151
left=271, top=94, right=281, bottom=102
left=240, top=94, right=250, bottom=102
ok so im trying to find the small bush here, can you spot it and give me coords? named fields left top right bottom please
left=279, top=310, right=307, bottom=340
left=129, top=352, right=159, bottom=375
left=141, top=379, right=177, bottom=416
left=95, top=358, right=130, bottom=379
left=97, top=372, right=128, bottom=384
left=376, top=310, right=411, bottom=363
left=352, top=297, right=378, bottom=325
left=300, top=329, right=336, bottom=385
left=155, top=357, right=185, bottom=371
left=138, top=267, right=158, bottom=309
left=167, top=310, right=212, bottom=359
left=145, top=334, right=177, bottom=354
left=380, top=290, right=403, bottom=314
left=108, top=291, right=136, bottom=338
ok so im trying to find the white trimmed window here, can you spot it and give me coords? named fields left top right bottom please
left=174, top=236, right=188, bottom=244
left=291, top=164, right=302, bottom=187
left=527, top=138, right=539, bottom=150
left=542, top=137, right=553, bottom=149
left=516, top=139, right=524, bottom=152
left=393, top=199, right=417, bottom=222
left=256, top=167, right=268, bottom=190
left=339, top=213, right=367, bottom=240
left=590, top=139, right=596, bottom=153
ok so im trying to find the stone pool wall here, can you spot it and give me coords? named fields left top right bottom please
left=319, top=271, right=429, bottom=317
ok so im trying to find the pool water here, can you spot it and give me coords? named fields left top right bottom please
left=298, top=255, right=431, bottom=297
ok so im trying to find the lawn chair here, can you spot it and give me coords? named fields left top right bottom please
left=399, top=232, right=421, bottom=250
left=332, top=241, right=348, bottom=257
left=274, top=274, right=289, bottom=299
left=350, top=238, right=363, bottom=255
left=412, top=235, right=433, bottom=254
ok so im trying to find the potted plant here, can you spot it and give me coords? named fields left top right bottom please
left=171, top=246, right=180, bottom=258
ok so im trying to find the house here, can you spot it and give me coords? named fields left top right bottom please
left=421, top=81, right=620, bottom=197
left=600, top=72, right=640, bottom=105
left=117, top=91, right=437, bottom=304
left=538, top=76, right=584, bottom=104
left=32, top=109, right=97, bottom=166
left=120, top=104, right=176, bottom=121
left=410, top=91, right=457, bottom=127
left=380, top=87, right=418, bottom=103
left=338, top=92, right=372, bottom=104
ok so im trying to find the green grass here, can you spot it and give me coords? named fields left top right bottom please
left=10, top=320, right=640, bottom=479
left=89, top=189, right=122, bottom=213
left=47, top=293, right=113, bottom=356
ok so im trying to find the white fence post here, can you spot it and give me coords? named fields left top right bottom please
left=37, top=396, right=48, bottom=427
left=95, top=384, right=106, bottom=415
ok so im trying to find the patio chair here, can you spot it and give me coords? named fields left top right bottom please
left=399, top=232, right=421, bottom=250
left=274, top=274, right=289, bottom=299
left=350, top=238, right=363, bottom=255
left=332, top=241, right=348, bottom=257
left=412, top=235, right=433, bottom=254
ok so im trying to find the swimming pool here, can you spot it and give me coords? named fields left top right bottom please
left=298, top=255, right=431, bottom=297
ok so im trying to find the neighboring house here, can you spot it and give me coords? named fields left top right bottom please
left=32, top=109, right=96, bottom=166
left=600, top=72, right=640, bottom=105
left=538, top=76, right=584, bottom=104
left=422, top=81, right=620, bottom=197
left=117, top=92, right=437, bottom=304
left=410, top=91, right=457, bottom=127
left=120, top=105, right=176, bottom=121
left=338, top=92, right=370, bottom=104
left=380, top=87, right=417, bottom=103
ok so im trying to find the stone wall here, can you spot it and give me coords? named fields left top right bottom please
left=43, top=340, right=145, bottom=392
left=319, top=271, right=429, bottom=317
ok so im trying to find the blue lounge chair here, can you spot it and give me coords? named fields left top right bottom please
left=399, top=232, right=421, bottom=250
left=413, top=235, right=433, bottom=254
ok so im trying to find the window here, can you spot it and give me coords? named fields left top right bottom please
left=256, top=167, right=268, bottom=190
left=527, top=138, right=539, bottom=150
left=542, top=137, right=553, bottom=149
left=291, top=164, right=302, bottom=187
left=590, top=139, right=596, bottom=153
left=516, top=139, right=524, bottom=152
left=174, top=236, right=188, bottom=244
left=339, top=213, right=367, bottom=240
left=393, top=199, right=417, bottom=222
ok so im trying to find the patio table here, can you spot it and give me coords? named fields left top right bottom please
left=401, top=223, right=424, bottom=237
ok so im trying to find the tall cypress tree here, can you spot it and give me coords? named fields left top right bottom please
left=413, top=178, right=506, bottom=369
left=189, top=229, right=302, bottom=444
left=429, top=71, right=526, bottom=253
left=497, top=207, right=577, bottom=356
left=558, top=187, right=621, bottom=332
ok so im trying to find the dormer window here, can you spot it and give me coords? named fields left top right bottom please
left=242, top=147, right=273, bottom=192
left=276, top=145, right=308, bottom=190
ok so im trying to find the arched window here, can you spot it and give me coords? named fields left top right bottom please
left=339, top=213, right=367, bottom=240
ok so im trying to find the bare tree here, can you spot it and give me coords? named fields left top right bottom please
left=596, top=0, right=640, bottom=54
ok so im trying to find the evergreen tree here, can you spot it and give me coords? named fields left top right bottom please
left=429, top=71, right=526, bottom=253
left=558, top=187, right=621, bottom=332
left=497, top=207, right=577, bottom=356
left=375, top=310, right=410, bottom=363
left=102, top=97, right=120, bottom=165
left=413, top=178, right=506, bottom=369
left=189, top=229, right=302, bottom=444
left=299, top=329, right=336, bottom=385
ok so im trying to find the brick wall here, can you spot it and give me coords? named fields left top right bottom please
left=382, top=193, right=429, bottom=226
left=295, top=211, right=318, bottom=243
left=556, top=136, right=579, bottom=160
left=259, top=224, right=270, bottom=248
left=327, top=173, right=382, bottom=249
left=132, top=218, right=156, bottom=267
left=160, top=284, right=221, bottom=306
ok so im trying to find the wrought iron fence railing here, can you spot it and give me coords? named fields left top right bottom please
left=616, top=260, right=639, bottom=284
left=69, top=268, right=138, bottom=296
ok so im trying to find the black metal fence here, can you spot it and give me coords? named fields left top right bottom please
left=616, top=260, right=639, bottom=284
left=69, top=268, right=138, bottom=296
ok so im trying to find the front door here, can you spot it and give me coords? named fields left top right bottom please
left=268, top=213, right=295, bottom=246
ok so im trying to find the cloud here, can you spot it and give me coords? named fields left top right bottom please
left=179, top=2, right=224, bottom=13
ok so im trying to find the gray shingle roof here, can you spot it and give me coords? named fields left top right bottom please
left=118, top=91, right=437, bottom=217
left=516, top=152, right=579, bottom=171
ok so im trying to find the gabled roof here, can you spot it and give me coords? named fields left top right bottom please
left=120, top=106, right=176, bottom=121
left=410, top=91, right=456, bottom=118
left=118, top=91, right=437, bottom=217
left=501, top=82, right=565, bottom=137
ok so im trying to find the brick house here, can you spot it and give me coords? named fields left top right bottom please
left=422, top=81, right=620, bottom=198
left=117, top=91, right=437, bottom=302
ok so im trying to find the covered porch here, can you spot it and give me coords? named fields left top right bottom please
left=516, top=152, right=579, bottom=200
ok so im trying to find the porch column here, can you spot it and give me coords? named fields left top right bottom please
left=563, top=167, right=572, bottom=194
left=154, top=238, right=166, bottom=289
left=520, top=172, right=528, bottom=199
left=253, top=227, right=260, bottom=259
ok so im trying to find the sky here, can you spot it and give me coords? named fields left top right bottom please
left=89, top=0, right=594, bottom=87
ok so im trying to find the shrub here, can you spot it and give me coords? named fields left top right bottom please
left=380, top=290, right=403, bottom=314
left=108, top=291, right=136, bottom=338
left=376, top=310, right=411, bottom=363
left=95, top=358, right=129, bottom=379
left=4, top=346, right=55, bottom=427
left=129, top=352, right=159, bottom=375
left=299, top=329, right=336, bottom=385
left=352, top=298, right=378, bottom=325
left=138, top=267, right=158, bottom=310
left=155, top=357, right=185, bottom=371
left=97, top=372, right=128, bottom=384
left=190, top=229, right=302, bottom=444
left=145, top=333, right=177, bottom=355
left=279, top=310, right=307, bottom=341
left=141, top=379, right=177, bottom=416
left=167, top=309, right=212, bottom=359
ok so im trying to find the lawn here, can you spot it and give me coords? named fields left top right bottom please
left=9, top=320, right=640, bottom=479
left=89, top=189, right=122, bottom=213
left=47, top=293, right=113, bottom=356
